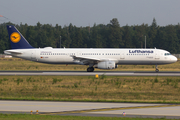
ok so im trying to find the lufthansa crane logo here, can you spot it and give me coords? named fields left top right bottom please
left=10, top=32, right=21, bottom=43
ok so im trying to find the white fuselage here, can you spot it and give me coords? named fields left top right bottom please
left=4, top=48, right=177, bottom=65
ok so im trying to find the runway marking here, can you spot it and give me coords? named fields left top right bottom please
left=39, top=104, right=180, bottom=115
left=86, top=113, right=180, bottom=117
left=42, top=72, right=135, bottom=75
left=84, top=112, right=180, bottom=117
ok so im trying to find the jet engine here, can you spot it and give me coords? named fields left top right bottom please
left=95, top=61, right=118, bottom=69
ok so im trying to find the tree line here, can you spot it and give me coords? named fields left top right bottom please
left=0, top=18, right=180, bottom=53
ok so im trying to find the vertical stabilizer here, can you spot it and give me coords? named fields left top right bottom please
left=7, top=25, right=33, bottom=49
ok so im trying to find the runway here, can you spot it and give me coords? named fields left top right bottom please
left=0, top=71, right=180, bottom=76
left=0, top=100, right=180, bottom=119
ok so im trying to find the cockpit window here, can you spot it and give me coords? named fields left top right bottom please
left=164, top=53, right=171, bottom=56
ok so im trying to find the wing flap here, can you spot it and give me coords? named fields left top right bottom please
left=71, top=55, right=101, bottom=65
left=72, top=55, right=101, bottom=62
left=71, top=55, right=115, bottom=65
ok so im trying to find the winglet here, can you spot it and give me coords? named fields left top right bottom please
left=7, top=25, right=34, bottom=49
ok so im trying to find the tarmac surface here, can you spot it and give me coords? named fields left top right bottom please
left=0, top=71, right=180, bottom=76
left=0, top=100, right=180, bottom=119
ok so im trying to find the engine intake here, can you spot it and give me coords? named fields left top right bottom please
left=95, top=61, right=117, bottom=69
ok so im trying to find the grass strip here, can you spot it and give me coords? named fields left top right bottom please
left=0, top=114, right=176, bottom=120
left=0, top=76, right=180, bottom=103
left=0, top=97, right=180, bottom=104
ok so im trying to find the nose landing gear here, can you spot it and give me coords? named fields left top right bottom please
left=155, top=65, right=159, bottom=72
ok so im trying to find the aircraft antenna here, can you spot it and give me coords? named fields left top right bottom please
left=145, top=36, right=146, bottom=49
left=60, top=36, right=61, bottom=48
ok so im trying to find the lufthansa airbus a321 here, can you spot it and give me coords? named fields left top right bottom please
left=4, top=25, right=177, bottom=72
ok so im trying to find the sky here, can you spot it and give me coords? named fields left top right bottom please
left=0, top=0, right=180, bottom=27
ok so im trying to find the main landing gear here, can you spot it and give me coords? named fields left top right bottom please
left=87, top=67, right=94, bottom=72
left=155, top=65, right=159, bottom=72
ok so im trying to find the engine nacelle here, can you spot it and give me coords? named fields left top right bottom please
left=95, top=61, right=117, bottom=69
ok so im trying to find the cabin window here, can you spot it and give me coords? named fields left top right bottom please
left=164, top=53, right=171, bottom=56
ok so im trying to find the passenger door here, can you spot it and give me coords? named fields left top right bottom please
left=120, top=53, right=125, bottom=59
left=31, top=50, right=36, bottom=61
left=155, top=51, right=160, bottom=59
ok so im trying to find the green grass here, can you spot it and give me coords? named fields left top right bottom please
left=0, top=114, right=176, bottom=120
left=0, top=58, right=179, bottom=71
left=0, top=76, right=180, bottom=103
left=0, top=58, right=180, bottom=103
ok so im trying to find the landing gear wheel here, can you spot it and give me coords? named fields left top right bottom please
left=87, top=67, right=94, bottom=72
left=155, top=65, right=159, bottom=72
left=155, top=69, right=159, bottom=72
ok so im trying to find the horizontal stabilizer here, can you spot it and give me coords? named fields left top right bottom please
left=4, top=50, right=22, bottom=55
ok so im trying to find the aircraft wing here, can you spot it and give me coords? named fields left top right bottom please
left=71, top=55, right=112, bottom=65
left=72, top=56, right=101, bottom=61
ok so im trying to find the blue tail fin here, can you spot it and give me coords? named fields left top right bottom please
left=7, top=25, right=34, bottom=49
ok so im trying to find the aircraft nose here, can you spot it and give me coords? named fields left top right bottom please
left=172, top=56, right=177, bottom=63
